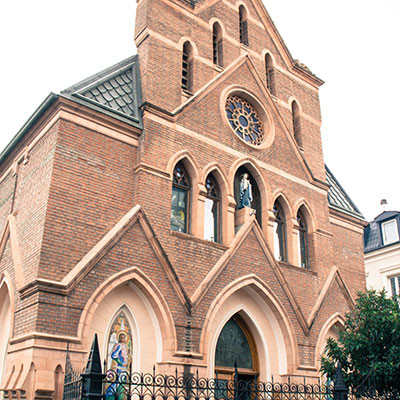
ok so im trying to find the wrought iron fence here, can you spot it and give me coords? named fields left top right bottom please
left=63, top=335, right=399, bottom=400
left=102, top=368, right=332, bottom=400
left=63, top=348, right=83, bottom=400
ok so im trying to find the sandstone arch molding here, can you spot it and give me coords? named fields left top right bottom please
left=200, top=275, right=298, bottom=380
left=0, top=274, right=13, bottom=393
left=79, top=267, right=176, bottom=368
left=314, top=312, right=345, bottom=370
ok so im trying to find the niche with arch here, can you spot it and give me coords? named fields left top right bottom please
left=234, top=166, right=261, bottom=227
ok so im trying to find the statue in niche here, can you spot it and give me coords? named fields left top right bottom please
left=239, top=173, right=253, bottom=209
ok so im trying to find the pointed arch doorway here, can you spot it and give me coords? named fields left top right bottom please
left=214, top=314, right=259, bottom=384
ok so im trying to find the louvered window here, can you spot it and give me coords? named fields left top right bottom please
left=265, top=54, right=275, bottom=95
left=182, top=42, right=193, bottom=92
left=213, top=23, right=223, bottom=67
left=239, top=6, right=248, bottom=46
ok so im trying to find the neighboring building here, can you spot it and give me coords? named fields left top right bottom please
left=0, top=0, right=366, bottom=399
left=364, top=210, right=400, bottom=298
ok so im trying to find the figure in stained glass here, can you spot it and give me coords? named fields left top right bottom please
left=105, top=311, right=133, bottom=400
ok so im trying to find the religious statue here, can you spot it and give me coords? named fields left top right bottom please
left=239, top=173, right=253, bottom=209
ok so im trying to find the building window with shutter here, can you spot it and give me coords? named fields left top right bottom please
left=171, top=162, right=190, bottom=233
left=212, top=23, right=223, bottom=67
left=239, top=6, right=248, bottom=46
left=182, top=42, right=194, bottom=92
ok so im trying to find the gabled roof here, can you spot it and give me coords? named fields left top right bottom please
left=364, top=210, right=400, bottom=253
left=325, top=165, right=364, bottom=220
left=61, top=55, right=142, bottom=128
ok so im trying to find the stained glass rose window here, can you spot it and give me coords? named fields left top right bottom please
left=225, top=96, right=264, bottom=146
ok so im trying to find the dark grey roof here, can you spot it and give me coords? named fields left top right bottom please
left=62, top=55, right=142, bottom=128
left=364, top=211, right=400, bottom=253
left=325, top=165, right=364, bottom=220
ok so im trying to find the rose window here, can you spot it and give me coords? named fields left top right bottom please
left=225, top=96, right=264, bottom=145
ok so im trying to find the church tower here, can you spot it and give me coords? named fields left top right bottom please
left=0, top=1, right=366, bottom=398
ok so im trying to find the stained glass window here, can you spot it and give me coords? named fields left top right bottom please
left=106, top=310, right=133, bottom=372
left=204, top=174, right=219, bottom=242
left=215, top=317, right=253, bottom=369
left=225, top=96, right=264, bottom=146
left=171, top=162, right=190, bottom=233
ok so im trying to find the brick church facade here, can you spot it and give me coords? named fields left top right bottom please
left=0, top=0, right=366, bottom=398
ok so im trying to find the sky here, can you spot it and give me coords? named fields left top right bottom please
left=0, top=0, right=399, bottom=221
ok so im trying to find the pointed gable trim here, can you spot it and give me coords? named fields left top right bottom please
left=18, top=205, right=191, bottom=310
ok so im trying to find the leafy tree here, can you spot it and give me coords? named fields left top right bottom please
left=321, top=290, right=400, bottom=396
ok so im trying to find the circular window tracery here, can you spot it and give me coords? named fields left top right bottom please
left=225, top=96, right=264, bottom=146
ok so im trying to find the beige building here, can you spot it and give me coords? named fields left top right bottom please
left=364, top=210, right=400, bottom=298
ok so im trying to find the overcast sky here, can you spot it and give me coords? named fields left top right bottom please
left=1, top=1, right=399, bottom=221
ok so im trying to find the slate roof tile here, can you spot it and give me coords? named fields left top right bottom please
left=325, top=166, right=364, bottom=220
left=61, top=55, right=142, bottom=127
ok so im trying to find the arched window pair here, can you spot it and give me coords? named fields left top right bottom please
left=182, top=23, right=224, bottom=92
left=171, top=162, right=220, bottom=242
left=273, top=201, right=309, bottom=268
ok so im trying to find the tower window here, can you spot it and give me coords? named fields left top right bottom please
left=297, top=211, right=308, bottom=268
left=182, top=42, right=193, bottom=92
left=171, top=162, right=190, bottom=233
left=213, top=23, right=223, bottom=67
left=204, top=174, right=220, bottom=242
left=265, top=53, right=275, bottom=95
left=291, top=101, right=302, bottom=148
left=273, top=202, right=286, bottom=262
left=239, top=6, right=248, bottom=46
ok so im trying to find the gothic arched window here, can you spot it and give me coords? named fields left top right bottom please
left=239, top=6, right=248, bottom=46
left=265, top=53, right=275, bottom=95
left=297, top=211, right=308, bottom=268
left=215, top=315, right=258, bottom=382
left=291, top=101, right=302, bottom=148
left=106, top=310, right=133, bottom=372
left=273, top=201, right=286, bottom=262
left=171, top=162, right=190, bottom=233
left=182, top=42, right=194, bottom=92
left=0, top=282, right=11, bottom=387
left=213, top=23, right=223, bottom=67
left=204, top=174, right=220, bottom=242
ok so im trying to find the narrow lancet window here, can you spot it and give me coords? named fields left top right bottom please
left=171, top=162, right=190, bottom=233
left=265, top=53, right=275, bottom=95
left=213, top=23, right=223, bottom=67
left=182, top=42, right=194, bottom=92
left=292, top=101, right=302, bottom=148
left=239, top=6, right=248, bottom=46
left=297, top=211, right=308, bottom=268
left=204, top=174, right=219, bottom=242
left=273, top=202, right=286, bottom=262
